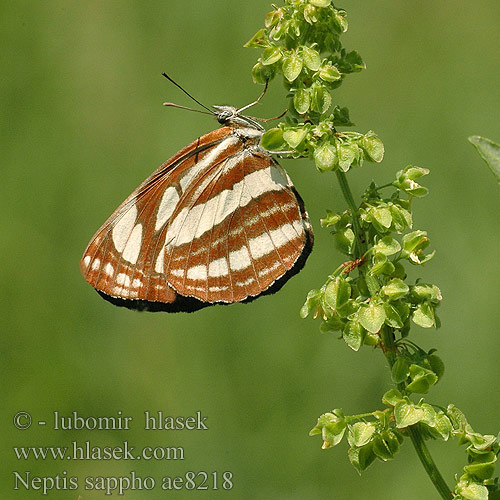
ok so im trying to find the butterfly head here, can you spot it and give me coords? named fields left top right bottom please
left=213, top=105, right=264, bottom=132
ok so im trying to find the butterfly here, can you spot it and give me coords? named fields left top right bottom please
left=80, top=75, right=313, bottom=312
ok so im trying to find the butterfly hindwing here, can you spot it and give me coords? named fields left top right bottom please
left=81, top=123, right=313, bottom=312
left=163, top=150, right=312, bottom=303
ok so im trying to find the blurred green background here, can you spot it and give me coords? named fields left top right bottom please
left=2, top=1, right=499, bottom=499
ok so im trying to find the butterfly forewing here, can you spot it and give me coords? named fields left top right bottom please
left=81, top=122, right=313, bottom=312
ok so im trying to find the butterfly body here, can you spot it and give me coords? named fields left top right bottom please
left=81, top=105, right=313, bottom=312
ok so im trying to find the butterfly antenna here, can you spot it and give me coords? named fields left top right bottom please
left=248, top=108, right=288, bottom=123
left=162, top=72, right=213, bottom=113
left=237, top=80, right=269, bottom=113
left=162, top=102, right=213, bottom=116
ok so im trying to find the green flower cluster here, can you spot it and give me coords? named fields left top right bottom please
left=448, top=406, right=500, bottom=500
left=245, top=0, right=382, bottom=172
left=247, top=2, right=499, bottom=499
left=310, top=398, right=500, bottom=499
left=309, top=408, right=404, bottom=473
left=301, top=166, right=440, bottom=351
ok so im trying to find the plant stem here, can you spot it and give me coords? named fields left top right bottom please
left=336, top=171, right=379, bottom=295
left=336, top=171, right=366, bottom=256
left=407, top=426, right=454, bottom=500
left=336, top=172, right=453, bottom=500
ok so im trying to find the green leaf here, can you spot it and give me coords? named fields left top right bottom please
left=389, top=204, right=412, bottom=232
left=372, top=207, right=392, bottom=228
left=337, top=144, right=357, bottom=172
left=269, top=20, right=289, bottom=41
left=333, top=228, right=355, bottom=255
left=372, top=431, right=401, bottom=461
left=320, top=315, right=346, bottom=333
left=333, top=9, right=348, bottom=32
left=469, top=135, right=500, bottom=184
left=302, top=46, right=321, bottom=71
left=394, top=402, right=424, bottom=428
left=282, top=54, right=303, bottom=82
left=373, top=411, right=391, bottom=429
left=391, top=357, right=410, bottom=384
left=464, top=454, right=497, bottom=480
left=332, top=106, right=353, bottom=126
left=303, top=5, right=318, bottom=24
left=488, top=489, right=500, bottom=500
left=412, top=284, right=442, bottom=303
left=320, top=210, right=341, bottom=228
left=343, top=320, right=364, bottom=351
left=459, top=483, right=489, bottom=500
left=406, top=377, right=433, bottom=394
left=406, top=364, right=438, bottom=394
left=358, top=303, right=386, bottom=333
left=402, top=230, right=429, bottom=253
left=393, top=301, right=410, bottom=322
left=381, top=278, right=409, bottom=300
left=261, top=46, right=282, bottom=65
left=400, top=166, right=430, bottom=180
left=314, top=142, right=337, bottom=171
left=264, top=9, right=282, bottom=28
left=428, top=354, right=445, bottom=379
left=324, top=277, right=351, bottom=312
left=244, top=29, right=269, bottom=48
left=382, top=389, right=404, bottom=406
left=300, top=289, right=322, bottom=319
left=311, top=85, right=332, bottom=114
left=393, top=166, right=430, bottom=197
left=434, top=412, right=453, bottom=440
left=374, top=236, right=401, bottom=256
left=310, top=411, right=347, bottom=448
left=251, top=61, right=276, bottom=84
left=401, top=230, right=434, bottom=265
left=447, top=405, right=468, bottom=430
left=406, top=183, right=428, bottom=197
left=348, top=443, right=377, bottom=473
left=310, top=0, right=332, bottom=7
left=419, top=403, right=437, bottom=427
left=319, top=64, right=342, bottom=82
left=409, top=364, right=435, bottom=380
left=412, top=302, right=436, bottom=328
left=260, top=127, right=285, bottom=151
left=392, top=261, right=407, bottom=280
left=362, top=131, right=384, bottom=162
left=293, top=88, right=311, bottom=114
left=394, top=178, right=428, bottom=197
left=348, top=422, right=376, bottom=447
left=383, top=303, right=404, bottom=328
left=364, top=331, right=381, bottom=346
left=283, top=127, right=308, bottom=148
left=344, top=50, right=365, bottom=72
left=468, top=432, right=497, bottom=451
left=372, top=435, right=393, bottom=461
left=310, top=412, right=341, bottom=436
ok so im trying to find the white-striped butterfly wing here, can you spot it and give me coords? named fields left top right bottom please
left=81, top=123, right=313, bottom=312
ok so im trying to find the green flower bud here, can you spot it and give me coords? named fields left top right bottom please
left=260, top=127, right=285, bottom=151
left=302, top=46, right=322, bottom=71
left=319, top=63, right=342, bottom=82
left=314, top=142, right=337, bottom=171
left=282, top=53, right=303, bottom=82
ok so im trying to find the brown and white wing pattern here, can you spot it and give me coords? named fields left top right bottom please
left=80, top=125, right=313, bottom=312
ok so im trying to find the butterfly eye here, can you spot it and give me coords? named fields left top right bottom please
left=217, top=110, right=233, bottom=124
